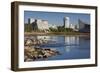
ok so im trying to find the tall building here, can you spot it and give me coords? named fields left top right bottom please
left=70, top=24, right=75, bottom=29
left=28, top=18, right=49, bottom=31
left=36, top=19, right=49, bottom=30
left=78, top=19, right=90, bottom=32
left=78, top=19, right=85, bottom=30
left=28, top=18, right=35, bottom=24
left=64, top=17, right=70, bottom=28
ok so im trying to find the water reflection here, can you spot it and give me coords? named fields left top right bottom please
left=25, top=35, right=90, bottom=60
left=35, top=35, right=87, bottom=46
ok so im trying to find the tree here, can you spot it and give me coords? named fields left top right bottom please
left=25, top=24, right=33, bottom=32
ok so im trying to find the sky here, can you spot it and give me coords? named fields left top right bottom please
left=24, top=11, right=90, bottom=26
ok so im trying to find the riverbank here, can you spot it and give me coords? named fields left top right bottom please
left=24, top=46, right=61, bottom=62
left=25, top=32, right=90, bottom=36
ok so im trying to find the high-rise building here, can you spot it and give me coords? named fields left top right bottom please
left=36, top=19, right=49, bottom=30
left=28, top=18, right=35, bottom=24
left=28, top=18, right=49, bottom=31
left=64, top=17, right=70, bottom=28
left=78, top=19, right=90, bottom=32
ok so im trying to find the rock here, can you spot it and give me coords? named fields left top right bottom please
left=24, top=46, right=61, bottom=61
left=44, top=52, right=52, bottom=57
left=25, top=39, right=33, bottom=46
left=55, top=51, right=61, bottom=55
left=38, top=55, right=43, bottom=58
left=43, top=55, right=47, bottom=58
left=24, top=56, right=28, bottom=61
left=44, top=48, right=50, bottom=51
left=26, top=59, right=33, bottom=61
left=25, top=46, right=35, bottom=52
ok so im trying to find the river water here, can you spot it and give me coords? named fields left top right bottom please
left=26, top=35, right=90, bottom=61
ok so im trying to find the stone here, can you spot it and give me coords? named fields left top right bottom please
left=25, top=39, right=33, bottom=46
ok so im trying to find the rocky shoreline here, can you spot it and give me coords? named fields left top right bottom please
left=24, top=38, right=49, bottom=46
left=24, top=46, right=61, bottom=62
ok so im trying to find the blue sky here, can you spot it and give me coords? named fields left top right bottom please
left=24, top=11, right=90, bottom=26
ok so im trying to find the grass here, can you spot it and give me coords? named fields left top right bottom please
left=24, top=31, right=90, bottom=36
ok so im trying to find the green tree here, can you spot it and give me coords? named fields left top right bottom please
left=25, top=24, right=33, bottom=32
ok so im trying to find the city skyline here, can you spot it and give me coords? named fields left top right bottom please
left=24, top=11, right=90, bottom=26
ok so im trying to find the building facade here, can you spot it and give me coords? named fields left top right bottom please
left=64, top=17, right=70, bottom=28
left=28, top=18, right=49, bottom=31
left=49, top=24, right=57, bottom=29
left=78, top=19, right=90, bottom=32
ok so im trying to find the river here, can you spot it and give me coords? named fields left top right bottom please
left=25, top=35, right=90, bottom=61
